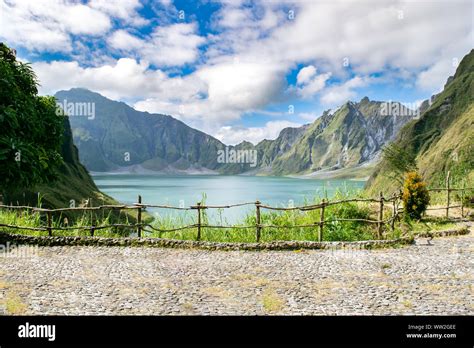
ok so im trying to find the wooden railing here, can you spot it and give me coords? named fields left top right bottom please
left=0, top=184, right=471, bottom=242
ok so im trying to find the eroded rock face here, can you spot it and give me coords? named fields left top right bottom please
left=57, top=88, right=416, bottom=176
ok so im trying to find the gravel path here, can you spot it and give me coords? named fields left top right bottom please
left=0, top=233, right=472, bottom=315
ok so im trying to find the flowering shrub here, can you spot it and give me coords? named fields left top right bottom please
left=402, top=171, right=430, bottom=220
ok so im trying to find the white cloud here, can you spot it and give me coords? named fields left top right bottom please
left=0, top=0, right=112, bottom=52
left=209, top=0, right=472, bottom=93
left=147, top=23, right=205, bottom=66
left=133, top=60, right=287, bottom=131
left=296, top=66, right=317, bottom=85
left=12, top=0, right=473, bottom=145
left=217, top=7, right=253, bottom=29
left=416, top=60, right=455, bottom=92
left=295, top=65, right=332, bottom=98
left=108, top=30, right=144, bottom=50
left=298, top=112, right=318, bottom=122
left=107, top=23, right=205, bottom=67
left=416, top=34, right=473, bottom=91
left=215, top=121, right=302, bottom=146
left=320, top=76, right=372, bottom=106
left=197, top=61, right=286, bottom=113
left=33, top=57, right=285, bottom=128
left=89, top=0, right=147, bottom=26
left=33, top=58, right=170, bottom=101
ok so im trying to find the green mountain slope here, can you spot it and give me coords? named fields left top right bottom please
left=5, top=115, right=118, bottom=209
left=0, top=42, right=116, bottom=210
left=56, top=88, right=234, bottom=173
left=366, top=49, right=474, bottom=194
left=267, top=98, right=416, bottom=176
left=34, top=116, right=117, bottom=209
left=58, top=89, right=415, bottom=178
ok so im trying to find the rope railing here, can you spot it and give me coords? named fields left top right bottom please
left=427, top=187, right=473, bottom=192
left=0, top=180, right=471, bottom=242
left=0, top=204, right=139, bottom=212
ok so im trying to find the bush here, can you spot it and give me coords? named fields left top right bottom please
left=402, top=171, right=430, bottom=220
left=382, top=143, right=417, bottom=184
left=0, top=43, right=64, bottom=196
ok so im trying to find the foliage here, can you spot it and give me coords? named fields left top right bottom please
left=366, top=49, right=474, bottom=194
left=149, top=190, right=376, bottom=242
left=402, top=171, right=430, bottom=220
left=0, top=208, right=129, bottom=237
left=382, top=143, right=417, bottom=184
left=0, top=43, right=64, bottom=196
left=0, top=187, right=466, bottom=243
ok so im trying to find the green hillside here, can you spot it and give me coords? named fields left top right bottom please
left=268, top=98, right=415, bottom=175
left=33, top=116, right=117, bottom=209
left=59, top=88, right=415, bottom=178
left=366, top=49, right=474, bottom=194
left=56, top=88, right=234, bottom=173
left=0, top=43, right=118, bottom=210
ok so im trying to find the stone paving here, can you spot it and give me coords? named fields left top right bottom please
left=0, top=232, right=472, bottom=315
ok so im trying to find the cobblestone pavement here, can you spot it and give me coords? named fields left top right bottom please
left=0, top=233, right=472, bottom=315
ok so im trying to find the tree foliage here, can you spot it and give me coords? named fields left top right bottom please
left=402, top=171, right=430, bottom=220
left=0, top=43, right=64, bottom=196
left=382, top=142, right=417, bottom=184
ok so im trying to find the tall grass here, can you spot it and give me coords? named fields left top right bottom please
left=147, top=190, right=377, bottom=242
left=0, top=188, right=467, bottom=243
left=0, top=207, right=132, bottom=238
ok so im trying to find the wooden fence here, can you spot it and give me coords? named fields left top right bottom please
left=0, top=183, right=471, bottom=242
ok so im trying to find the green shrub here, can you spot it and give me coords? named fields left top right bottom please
left=402, top=171, right=430, bottom=220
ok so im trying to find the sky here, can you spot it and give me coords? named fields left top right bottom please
left=1, top=0, right=473, bottom=145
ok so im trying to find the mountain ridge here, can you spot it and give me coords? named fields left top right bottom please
left=55, top=88, right=418, bottom=178
left=366, top=49, right=474, bottom=193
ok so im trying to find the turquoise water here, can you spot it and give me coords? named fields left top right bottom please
left=92, top=174, right=366, bottom=222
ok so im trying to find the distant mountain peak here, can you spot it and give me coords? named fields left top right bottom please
left=56, top=87, right=419, bottom=177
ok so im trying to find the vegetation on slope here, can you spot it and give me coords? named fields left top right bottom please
left=0, top=43, right=118, bottom=212
left=366, top=49, right=474, bottom=194
left=57, top=88, right=415, bottom=177
left=0, top=43, right=63, bottom=198
left=56, top=88, right=233, bottom=173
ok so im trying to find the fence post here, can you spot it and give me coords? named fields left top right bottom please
left=391, top=194, right=396, bottom=232
left=47, top=211, right=52, bottom=237
left=319, top=199, right=325, bottom=242
left=90, top=218, right=95, bottom=237
left=196, top=202, right=201, bottom=241
left=446, top=171, right=451, bottom=218
left=137, top=195, right=142, bottom=238
left=460, top=184, right=464, bottom=219
left=255, top=200, right=261, bottom=242
left=378, top=191, right=384, bottom=239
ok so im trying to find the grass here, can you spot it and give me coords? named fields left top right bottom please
left=401, top=299, right=413, bottom=309
left=0, top=189, right=468, bottom=243
left=4, top=291, right=27, bottom=315
left=0, top=206, right=133, bottom=238
left=147, top=190, right=378, bottom=242
left=262, top=288, right=284, bottom=313
left=202, top=287, right=232, bottom=299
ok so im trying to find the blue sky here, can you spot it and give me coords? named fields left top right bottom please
left=1, top=0, right=472, bottom=144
